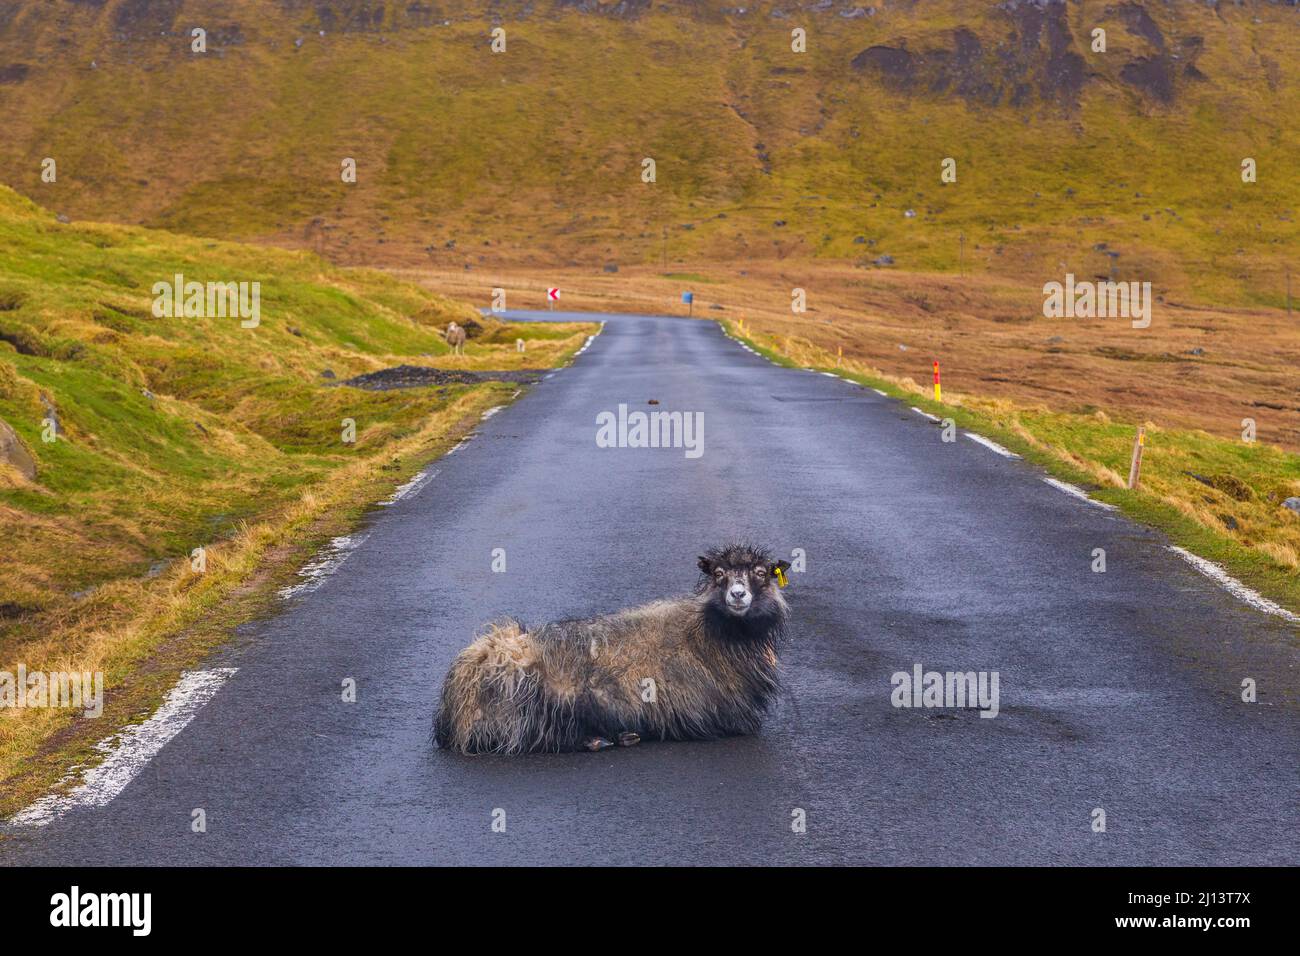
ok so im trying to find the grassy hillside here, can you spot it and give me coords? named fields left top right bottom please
left=0, top=184, right=589, bottom=621
left=0, top=183, right=596, bottom=798
left=0, top=1, right=1296, bottom=307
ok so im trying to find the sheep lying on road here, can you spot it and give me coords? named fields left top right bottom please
left=435, top=544, right=792, bottom=754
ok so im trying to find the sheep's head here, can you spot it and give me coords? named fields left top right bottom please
left=697, top=544, right=791, bottom=621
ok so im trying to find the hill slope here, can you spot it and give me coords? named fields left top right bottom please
left=0, top=0, right=1297, bottom=305
left=0, top=184, right=586, bottom=619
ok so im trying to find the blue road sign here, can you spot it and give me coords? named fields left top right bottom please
left=682, top=291, right=693, bottom=303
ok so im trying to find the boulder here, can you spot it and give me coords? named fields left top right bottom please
left=0, top=416, right=36, bottom=479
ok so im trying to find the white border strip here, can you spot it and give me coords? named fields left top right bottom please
left=965, top=433, right=1021, bottom=459
left=9, top=668, right=238, bottom=827
left=278, top=534, right=367, bottom=599
left=382, top=467, right=439, bottom=506
left=1167, top=546, right=1300, bottom=624
left=911, top=407, right=940, bottom=422
left=1041, top=477, right=1117, bottom=510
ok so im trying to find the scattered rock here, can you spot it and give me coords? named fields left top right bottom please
left=320, top=369, right=336, bottom=379
left=603, top=262, right=619, bottom=273
left=288, top=326, right=303, bottom=337
left=1282, top=497, right=1300, bottom=515
left=648, top=399, right=660, bottom=405
left=903, top=209, right=916, bottom=218
left=0, top=416, right=36, bottom=480
left=853, top=235, right=866, bottom=244
left=1185, top=347, right=1205, bottom=356
left=1120, top=57, right=1175, bottom=104
left=874, top=254, right=894, bottom=266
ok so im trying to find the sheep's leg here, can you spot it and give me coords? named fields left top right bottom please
left=581, top=732, right=639, bottom=751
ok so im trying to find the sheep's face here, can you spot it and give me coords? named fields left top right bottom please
left=697, top=545, right=791, bottom=619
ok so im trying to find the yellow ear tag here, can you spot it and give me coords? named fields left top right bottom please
left=774, top=567, right=787, bottom=588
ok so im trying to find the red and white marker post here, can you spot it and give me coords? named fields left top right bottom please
left=547, top=287, right=560, bottom=311
left=933, top=360, right=942, bottom=403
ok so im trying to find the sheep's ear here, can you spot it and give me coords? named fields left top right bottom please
left=697, top=556, right=713, bottom=575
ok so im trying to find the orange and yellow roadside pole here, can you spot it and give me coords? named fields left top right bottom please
left=933, top=360, right=942, bottom=402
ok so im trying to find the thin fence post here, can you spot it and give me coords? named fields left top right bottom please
left=1127, top=425, right=1146, bottom=490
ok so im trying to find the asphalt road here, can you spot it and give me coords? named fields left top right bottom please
left=4, top=311, right=1296, bottom=865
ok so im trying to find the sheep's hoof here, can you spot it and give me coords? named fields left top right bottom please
left=584, top=736, right=614, bottom=752
left=617, top=732, right=641, bottom=747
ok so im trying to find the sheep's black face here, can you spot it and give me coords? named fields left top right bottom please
left=697, top=544, right=791, bottom=622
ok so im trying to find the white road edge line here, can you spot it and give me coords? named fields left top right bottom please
left=910, top=407, right=941, bottom=422
left=1041, top=477, right=1118, bottom=510
left=382, top=467, right=440, bottom=507
left=1167, top=546, right=1300, bottom=625
left=277, top=533, right=367, bottom=599
left=9, top=668, right=239, bottom=828
left=965, top=433, right=1022, bottom=459
left=871, top=388, right=887, bottom=396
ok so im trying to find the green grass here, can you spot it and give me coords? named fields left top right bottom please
left=0, top=185, right=592, bottom=619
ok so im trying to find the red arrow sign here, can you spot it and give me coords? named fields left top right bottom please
left=547, top=287, right=560, bottom=301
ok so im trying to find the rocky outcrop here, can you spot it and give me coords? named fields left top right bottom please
left=0, top=415, right=35, bottom=480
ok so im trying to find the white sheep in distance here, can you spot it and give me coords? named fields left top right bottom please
left=444, top=321, right=466, bottom=356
